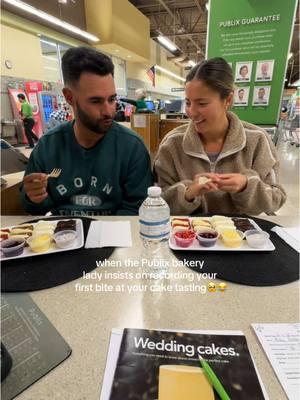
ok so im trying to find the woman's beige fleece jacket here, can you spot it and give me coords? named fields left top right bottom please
left=154, top=112, right=286, bottom=215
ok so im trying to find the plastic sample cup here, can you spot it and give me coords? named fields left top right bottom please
left=196, top=228, right=219, bottom=248
left=174, top=230, right=195, bottom=248
left=221, top=229, right=244, bottom=248
left=27, top=234, right=52, bottom=253
left=245, top=229, right=269, bottom=248
left=1, top=238, right=25, bottom=257
left=54, top=230, right=77, bottom=249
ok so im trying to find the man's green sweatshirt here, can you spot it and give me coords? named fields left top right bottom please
left=21, top=121, right=153, bottom=216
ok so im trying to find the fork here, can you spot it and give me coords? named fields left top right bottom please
left=47, top=168, right=61, bottom=178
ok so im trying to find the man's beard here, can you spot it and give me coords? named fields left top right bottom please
left=76, top=101, right=114, bottom=134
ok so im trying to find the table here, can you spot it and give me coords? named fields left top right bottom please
left=1, top=216, right=299, bottom=400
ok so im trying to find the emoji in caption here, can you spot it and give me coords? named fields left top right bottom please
left=218, top=282, right=227, bottom=292
left=208, top=282, right=216, bottom=292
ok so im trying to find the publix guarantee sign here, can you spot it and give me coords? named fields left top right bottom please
left=206, top=0, right=297, bottom=125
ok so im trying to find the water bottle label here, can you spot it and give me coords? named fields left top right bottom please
left=139, top=218, right=170, bottom=240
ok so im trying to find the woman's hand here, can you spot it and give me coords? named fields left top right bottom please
left=217, top=173, right=248, bottom=193
left=184, top=173, right=220, bottom=202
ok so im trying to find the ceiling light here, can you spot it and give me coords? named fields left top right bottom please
left=188, top=60, right=196, bottom=67
left=3, top=0, right=99, bottom=42
left=40, top=39, right=57, bottom=47
left=155, top=65, right=185, bottom=82
left=157, top=35, right=177, bottom=52
left=205, top=2, right=210, bottom=11
left=127, top=55, right=132, bottom=58
left=42, top=55, right=58, bottom=61
left=288, top=52, right=293, bottom=60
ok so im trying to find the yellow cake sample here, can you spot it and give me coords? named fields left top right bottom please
left=192, top=218, right=211, bottom=228
left=215, top=225, right=236, bottom=233
left=211, top=215, right=232, bottom=223
left=222, top=229, right=243, bottom=248
left=28, top=234, right=52, bottom=253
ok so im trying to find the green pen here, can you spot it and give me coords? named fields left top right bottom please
left=198, top=355, right=231, bottom=400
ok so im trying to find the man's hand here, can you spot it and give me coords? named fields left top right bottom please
left=217, top=173, right=248, bottom=193
left=185, top=173, right=220, bottom=202
left=23, top=173, right=48, bottom=203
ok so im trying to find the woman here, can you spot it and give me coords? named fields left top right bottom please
left=154, top=58, right=286, bottom=215
left=239, top=65, right=248, bottom=79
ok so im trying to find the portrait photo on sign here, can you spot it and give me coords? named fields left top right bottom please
left=233, top=87, right=250, bottom=107
left=255, top=60, right=274, bottom=81
left=235, top=61, right=253, bottom=82
left=252, top=86, right=271, bottom=106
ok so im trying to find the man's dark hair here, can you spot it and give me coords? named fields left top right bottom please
left=17, top=93, right=26, bottom=100
left=62, top=46, right=114, bottom=86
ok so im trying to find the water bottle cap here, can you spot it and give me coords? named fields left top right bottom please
left=147, top=186, right=161, bottom=197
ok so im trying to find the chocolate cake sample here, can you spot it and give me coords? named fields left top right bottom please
left=232, top=218, right=255, bottom=232
left=54, top=220, right=76, bottom=233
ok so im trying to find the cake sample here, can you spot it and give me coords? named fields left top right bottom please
left=54, top=220, right=77, bottom=233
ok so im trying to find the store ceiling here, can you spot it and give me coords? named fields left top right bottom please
left=129, top=0, right=299, bottom=86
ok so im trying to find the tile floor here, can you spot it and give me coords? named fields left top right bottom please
left=276, top=138, right=299, bottom=217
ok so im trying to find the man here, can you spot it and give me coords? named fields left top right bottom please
left=237, top=89, right=245, bottom=102
left=234, top=88, right=247, bottom=106
left=47, top=104, right=69, bottom=130
left=17, top=93, right=39, bottom=148
left=257, top=87, right=266, bottom=103
left=260, top=62, right=270, bottom=79
left=21, top=47, right=153, bottom=216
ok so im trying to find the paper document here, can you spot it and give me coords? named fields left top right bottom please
left=133, top=114, right=146, bottom=128
left=271, top=226, right=300, bottom=252
left=252, top=323, right=300, bottom=400
left=85, top=221, right=132, bottom=248
left=100, top=329, right=269, bottom=400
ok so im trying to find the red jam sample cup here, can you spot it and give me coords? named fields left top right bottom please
left=174, top=230, right=195, bottom=248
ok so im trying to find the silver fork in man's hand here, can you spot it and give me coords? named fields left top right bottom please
left=47, top=168, right=61, bottom=178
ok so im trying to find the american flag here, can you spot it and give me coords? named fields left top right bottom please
left=146, top=65, right=155, bottom=87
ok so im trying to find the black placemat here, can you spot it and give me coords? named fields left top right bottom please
left=1, top=293, right=72, bottom=400
left=171, top=217, right=299, bottom=287
left=1, top=217, right=114, bottom=292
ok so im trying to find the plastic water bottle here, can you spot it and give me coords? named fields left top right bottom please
left=139, top=186, right=170, bottom=255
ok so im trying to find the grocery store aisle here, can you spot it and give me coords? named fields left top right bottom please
left=276, top=139, right=299, bottom=216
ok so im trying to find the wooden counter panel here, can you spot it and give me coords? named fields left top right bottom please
left=159, top=119, right=188, bottom=141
